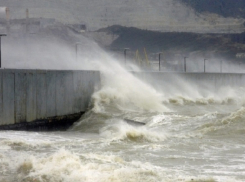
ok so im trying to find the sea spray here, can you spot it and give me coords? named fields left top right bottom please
left=1, top=30, right=245, bottom=182
left=75, top=43, right=171, bottom=113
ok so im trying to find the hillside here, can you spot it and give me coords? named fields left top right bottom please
left=181, top=0, right=245, bottom=18
left=93, top=25, right=245, bottom=61
left=1, top=0, right=244, bottom=33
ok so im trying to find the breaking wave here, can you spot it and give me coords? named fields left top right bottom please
left=99, top=119, right=167, bottom=142
left=15, top=149, right=166, bottom=182
left=195, top=107, right=245, bottom=136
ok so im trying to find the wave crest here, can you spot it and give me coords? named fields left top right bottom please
left=100, top=120, right=167, bottom=142
left=196, top=107, right=245, bottom=136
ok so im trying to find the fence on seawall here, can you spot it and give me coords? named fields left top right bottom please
left=0, top=69, right=100, bottom=130
left=131, top=72, right=245, bottom=91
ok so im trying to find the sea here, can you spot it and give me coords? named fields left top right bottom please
left=1, top=48, right=245, bottom=182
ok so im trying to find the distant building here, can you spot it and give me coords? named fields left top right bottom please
left=69, top=24, right=87, bottom=32
left=236, top=53, right=245, bottom=59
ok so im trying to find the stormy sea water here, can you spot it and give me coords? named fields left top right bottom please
left=1, top=46, right=245, bottom=182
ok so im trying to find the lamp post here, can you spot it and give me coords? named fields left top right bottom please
left=124, top=48, right=129, bottom=66
left=184, top=57, right=188, bottom=72
left=204, top=59, right=207, bottom=73
left=76, top=42, right=82, bottom=61
left=220, top=60, right=223, bottom=73
left=158, top=52, right=163, bottom=71
left=0, top=34, right=6, bottom=68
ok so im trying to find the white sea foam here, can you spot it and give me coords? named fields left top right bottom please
left=14, top=148, right=172, bottom=182
left=192, top=107, right=245, bottom=137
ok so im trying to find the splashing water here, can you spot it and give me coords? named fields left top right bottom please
left=1, top=38, right=245, bottom=182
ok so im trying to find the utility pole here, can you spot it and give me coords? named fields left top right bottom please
left=0, top=34, right=7, bottom=68
left=220, top=60, right=222, bottom=73
left=204, top=59, right=207, bottom=73
left=158, top=52, right=163, bottom=71
left=76, top=42, right=81, bottom=61
left=184, top=57, right=187, bottom=72
left=124, top=48, right=129, bottom=66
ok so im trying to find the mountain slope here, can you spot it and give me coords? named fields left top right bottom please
left=181, top=0, right=245, bottom=18
left=95, top=25, right=245, bottom=60
left=0, top=0, right=244, bottom=33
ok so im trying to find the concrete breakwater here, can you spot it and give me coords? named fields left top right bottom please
left=0, top=69, right=100, bottom=130
left=1, top=70, right=245, bottom=131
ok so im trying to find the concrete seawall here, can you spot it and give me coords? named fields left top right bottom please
left=0, top=69, right=100, bottom=130
left=2, top=70, right=245, bottom=130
